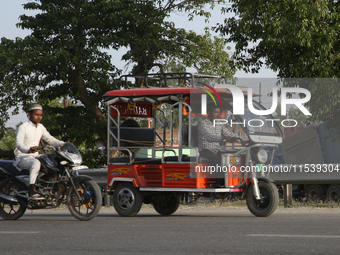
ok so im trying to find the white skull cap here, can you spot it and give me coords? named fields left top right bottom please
left=29, top=103, right=43, bottom=111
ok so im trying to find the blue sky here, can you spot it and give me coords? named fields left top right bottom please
left=2, top=1, right=276, bottom=128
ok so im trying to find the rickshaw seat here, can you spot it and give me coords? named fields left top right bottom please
left=163, top=156, right=210, bottom=164
left=163, top=156, right=194, bottom=162
left=111, top=127, right=155, bottom=147
left=198, top=156, right=211, bottom=164
left=182, top=125, right=199, bottom=147
left=181, top=125, right=220, bottom=164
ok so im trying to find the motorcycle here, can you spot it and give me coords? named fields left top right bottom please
left=0, top=143, right=102, bottom=221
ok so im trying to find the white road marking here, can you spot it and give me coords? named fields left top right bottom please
left=0, top=231, right=41, bottom=234
left=246, top=234, right=340, bottom=238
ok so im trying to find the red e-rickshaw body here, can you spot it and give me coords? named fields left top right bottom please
left=104, top=73, right=282, bottom=217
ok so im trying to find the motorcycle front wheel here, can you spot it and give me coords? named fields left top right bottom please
left=66, top=179, right=102, bottom=221
left=0, top=180, right=27, bottom=220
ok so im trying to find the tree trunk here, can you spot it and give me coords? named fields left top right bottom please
left=74, top=73, right=108, bottom=148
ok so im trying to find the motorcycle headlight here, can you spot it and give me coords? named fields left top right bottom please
left=257, top=149, right=268, bottom=164
left=65, top=152, right=83, bottom=166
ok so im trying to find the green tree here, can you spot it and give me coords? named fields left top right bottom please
left=158, top=29, right=236, bottom=79
left=0, top=128, right=16, bottom=151
left=38, top=97, right=100, bottom=147
left=116, top=0, right=234, bottom=86
left=178, top=28, right=235, bottom=78
left=273, top=105, right=311, bottom=127
left=216, top=0, right=339, bottom=77
left=215, top=0, right=340, bottom=132
left=0, top=0, right=233, bottom=149
left=0, top=0, right=119, bottom=147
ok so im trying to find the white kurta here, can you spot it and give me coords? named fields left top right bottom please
left=14, top=121, right=65, bottom=184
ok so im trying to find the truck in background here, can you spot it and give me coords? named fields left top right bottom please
left=270, top=123, right=340, bottom=202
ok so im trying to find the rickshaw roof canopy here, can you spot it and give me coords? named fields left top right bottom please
left=103, top=87, right=254, bottom=106
left=104, top=87, right=232, bottom=97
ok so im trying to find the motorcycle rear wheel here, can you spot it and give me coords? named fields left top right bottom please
left=0, top=180, right=27, bottom=220
left=66, top=179, right=102, bottom=221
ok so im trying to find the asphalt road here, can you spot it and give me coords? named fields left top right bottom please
left=1, top=206, right=340, bottom=255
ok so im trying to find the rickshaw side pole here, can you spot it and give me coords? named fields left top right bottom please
left=182, top=102, right=192, bottom=147
left=249, top=159, right=261, bottom=200
left=170, top=102, right=180, bottom=148
left=178, top=101, right=183, bottom=162
left=107, top=105, right=110, bottom=166
left=107, top=105, right=120, bottom=165
left=152, top=108, right=156, bottom=158
left=170, top=105, right=174, bottom=147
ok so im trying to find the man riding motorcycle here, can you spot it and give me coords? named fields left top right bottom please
left=14, top=103, right=67, bottom=200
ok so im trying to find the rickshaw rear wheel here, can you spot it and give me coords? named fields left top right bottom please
left=246, top=180, right=279, bottom=217
left=153, top=195, right=180, bottom=216
left=113, top=183, right=143, bottom=217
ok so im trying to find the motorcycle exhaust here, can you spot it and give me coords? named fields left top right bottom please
left=0, top=192, right=19, bottom=203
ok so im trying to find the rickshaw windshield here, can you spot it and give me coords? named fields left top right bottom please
left=231, top=101, right=282, bottom=137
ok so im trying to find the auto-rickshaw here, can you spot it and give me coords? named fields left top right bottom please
left=103, top=73, right=282, bottom=217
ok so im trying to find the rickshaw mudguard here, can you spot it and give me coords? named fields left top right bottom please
left=257, top=176, right=275, bottom=183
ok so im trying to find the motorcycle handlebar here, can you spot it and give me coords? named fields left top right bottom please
left=39, top=145, right=56, bottom=152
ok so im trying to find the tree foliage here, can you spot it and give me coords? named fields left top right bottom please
left=274, top=104, right=311, bottom=127
left=116, top=0, right=234, bottom=86
left=0, top=128, right=16, bottom=151
left=216, top=0, right=340, bottom=77
left=174, top=28, right=235, bottom=77
left=0, top=0, right=119, bottom=146
left=215, top=0, right=340, bottom=132
left=0, top=0, right=234, bottom=151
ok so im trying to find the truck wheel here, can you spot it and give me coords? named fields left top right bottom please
left=153, top=196, right=180, bottom=216
left=246, top=180, right=279, bottom=217
left=326, top=185, right=340, bottom=203
left=113, top=183, right=142, bottom=217
left=306, top=185, right=325, bottom=202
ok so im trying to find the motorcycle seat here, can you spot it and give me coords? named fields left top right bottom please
left=0, top=160, right=30, bottom=176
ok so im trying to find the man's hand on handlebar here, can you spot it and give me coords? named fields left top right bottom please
left=241, top=139, right=250, bottom=147
left=228, top=137, right=250, bottom=147
left=28, top=146, right=40, bottom=153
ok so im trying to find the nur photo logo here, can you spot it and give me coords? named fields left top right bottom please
left=198, top=84, right=311, bottom=128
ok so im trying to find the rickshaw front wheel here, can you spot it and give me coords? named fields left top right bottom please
left=113, top=183, right=143, bottom=217
left=153, top=195, right=180, bottom=216
left=246, top=180, right=279, bottom=217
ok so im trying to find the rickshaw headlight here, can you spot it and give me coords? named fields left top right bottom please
left=257, top=149, right=268, bottom=164
left=222, top=154, right=241, bottom=166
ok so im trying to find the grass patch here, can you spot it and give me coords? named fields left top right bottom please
left=279, top=199, right=340, bottom=209
left=143, top=198, right=340, bottom=209
left=187, top=198, right=248, bottom=208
